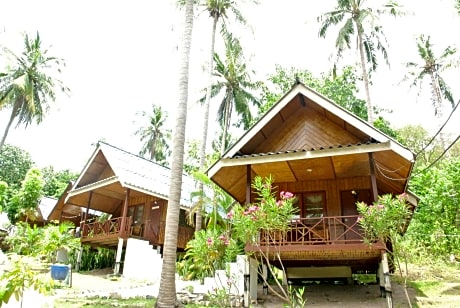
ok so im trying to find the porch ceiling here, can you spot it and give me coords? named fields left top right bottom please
left=210, top=143, right=413, bottom=204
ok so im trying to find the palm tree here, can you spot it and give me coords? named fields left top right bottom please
left=0, top=32, right=69, bottom=151
left=155, top=0, right=194, bottom=306
left=134, top=104, right=171, bottom=166
left=210, top=32, right=260, bottom=154
left=318, top=0, right=401, bottom=125
left=195, top=0, right=249, bottom=233
left=403, top=34, right=457, bottom=149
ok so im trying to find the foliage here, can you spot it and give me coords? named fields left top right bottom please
left=177, top=228, right=241, bottom=282
left=6, top=221, right=79, bottom=263
left=230, top=176, right=297, bottom=243
left=134, top=104, right=172, bottom=166
left=259, top=66, right=367, bottom=120
left=6, top=167, right=44, bottom=224
left=0, top=144, right=34, bottom=190
left=228, top=175, right=298, bottom=303
left=68, top=246, right=116, bottom=272
left=189, top=171, right=234, bottom=230
left=357, top=193, right=412, bottom=244
left=41, top=166, right=78, bottom=199
left=407, top=158, right=460, bottom=258
left=210, top=29, right=261, bottom=153
left=317, top=0, right=402, bottom=123
left=285, top=285, right=307, bottom=308
left=0, top=32, right=70, bottom=150
left=402, top=34, right=457, bottom=117
left=0, top=254, right=55, bottom=306
left=0, top=181, right=7, bottom=212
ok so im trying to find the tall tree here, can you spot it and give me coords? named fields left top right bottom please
left=134, top=104, right=172, bottom=166
left=318, top=0, right=401, bottom=125
left=155, top=0, right=194, bottom=306
left=403, top=34, right=457, bottom=144
left=195, top=0, right=249, bottom=232
left=0, top=32, right=69, bottom=150
left=209, top=31, right=260, bottom=154
left=0, top=144, right=33, bottom=190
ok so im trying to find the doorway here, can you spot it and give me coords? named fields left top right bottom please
left=340, top=189, right=371, bottom=241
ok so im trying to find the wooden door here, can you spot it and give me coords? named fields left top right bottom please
left=341, top=189, right=371, bottom=241
left=145, top=200, right=161, bottom=245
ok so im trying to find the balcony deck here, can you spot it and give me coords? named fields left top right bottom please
left=79, top=217, right=193, bottom=250
left=246, top=216, right=386, bottom=272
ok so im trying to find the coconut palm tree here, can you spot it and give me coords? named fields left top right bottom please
left=0, top=32, right=69, bottom=151
left=318, top=0, right=401, bottom=125
left=210, top=32, right=260, bottom=154
left=134, top=104, right=171, bottom=166
left=404, top=34, right=456, bottom=119
left=195, top=0, right=251, bottom=233
left=155, top=0, right=194, bottom=306
left=403, top=34, right=457, bottom=149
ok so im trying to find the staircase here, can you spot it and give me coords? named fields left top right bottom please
left=123, top=238, right=162, bottom=281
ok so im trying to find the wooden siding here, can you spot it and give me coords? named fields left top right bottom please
left=276, top=176, right=371, bottom=217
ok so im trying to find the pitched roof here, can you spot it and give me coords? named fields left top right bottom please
left=208, top=82, right=416, bottom=204
left=67, top=142, right=196, bottom=209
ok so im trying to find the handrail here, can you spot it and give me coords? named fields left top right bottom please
left=81, top=216, right=130, bottom=238
left=259, top=215, right=365, bottom=246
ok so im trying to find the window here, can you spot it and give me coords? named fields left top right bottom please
left=128, top=203, right=144, bottom=225
left=289, top=191, right=326, bottom=218
left=303, top=192, right=325, bottom=218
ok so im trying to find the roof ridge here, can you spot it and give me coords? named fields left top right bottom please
left=98, top=141, right=173, bottom=171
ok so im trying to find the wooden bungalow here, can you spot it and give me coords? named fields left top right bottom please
left=207, top=82, right=417, bottom=292
left=49, top=142, right=196, bottom=274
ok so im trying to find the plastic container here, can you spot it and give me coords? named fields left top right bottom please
left=50, top=264, right=69, bottom=281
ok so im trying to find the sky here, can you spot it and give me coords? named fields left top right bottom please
left=1, top=0, right=459, bottom=173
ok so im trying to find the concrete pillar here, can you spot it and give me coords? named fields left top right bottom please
left=114, top=238, right=124, bottom=275
left=75, top=246, right=83, bottom=272
left=249, top=257, right=258, bottom=304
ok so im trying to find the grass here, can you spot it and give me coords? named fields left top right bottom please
left=54, top=296, right=155, bottom=307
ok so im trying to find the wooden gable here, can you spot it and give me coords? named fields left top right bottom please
left=208, top=83, right=416, bottom=205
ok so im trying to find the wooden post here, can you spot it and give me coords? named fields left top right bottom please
left=120, top=189, right=130, bottom=235
left=246, top=165, right=251, bottom=205
left=368, top=153, right=378, bottom=202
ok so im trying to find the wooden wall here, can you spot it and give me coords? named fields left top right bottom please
left=276, top=176, right=372, bottom=216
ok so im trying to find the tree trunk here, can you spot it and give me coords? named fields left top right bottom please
left=220, top=88, right=233, bottom=155
left=430, top=71, right=447, bottom=150
left=0, top=103, right=19, bottom=151
left=155, top=0, right=194, bottom=306
left=356, top=25, right=374, bottom=125
left=196, top=15, right=219, bottom=233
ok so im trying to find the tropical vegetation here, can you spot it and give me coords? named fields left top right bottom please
left=0, top=32, right=69, bottom=150
left=318, top=0, right=402, bottom=124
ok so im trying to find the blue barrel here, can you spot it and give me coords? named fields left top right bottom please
left=50, top=264, right=69, bottom=281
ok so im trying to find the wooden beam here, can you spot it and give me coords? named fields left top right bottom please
left=120, top=189, right=130, bottom=233
left=246, top=165, right=251, bottom=205
left=368, top=153, right=378, bottom=202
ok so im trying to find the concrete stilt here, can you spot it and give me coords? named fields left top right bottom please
left=75, top=246, right=83, bottom=272
left=114, top=238, right=124, bottom=275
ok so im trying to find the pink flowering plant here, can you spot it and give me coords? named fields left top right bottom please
left=357, top=194, right=413, bottom=306
left=177, top=228, right=240, bottom=282
left=228, top=175, right=300, bottom=303
left=357, top=193, right=412, bottom=244
left=229, top=175, right=297, bottom=244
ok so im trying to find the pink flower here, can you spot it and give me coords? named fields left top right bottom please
left=219, top=235, right=227, bottom=242
left=207, top=238, right=213, bottom=246
left=276, top=200, right=282, bottom=206
left=357, top=216, right=363, bottom=222
left=226, top=211, right=234, bottom=219
left=377, top=204, right=384, bottom=210
left=280, top=191, right=294, bottom=199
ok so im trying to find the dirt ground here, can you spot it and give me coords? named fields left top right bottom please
left=53, top=268, right=460, bottom=307
left=60, top=269, right=410, bottom=308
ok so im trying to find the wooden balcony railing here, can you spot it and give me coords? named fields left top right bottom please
left=81, top=216, right=131, bottom=239
left=260, top=215, right=365, bottom=246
